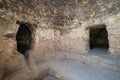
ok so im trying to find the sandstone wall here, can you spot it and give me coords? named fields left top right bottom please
left=105, top=13, right=120, bottom=56
left=0, top=17, right=28, bottom=80
left=54, top=27, right=88, bottom=52
left=0, top=0, right=120, bottom=57
left=0, top=0, right=120, bottom=59
left=30, top=28, right=55, bottom=62
left=0, top=0, right=120, bottom=79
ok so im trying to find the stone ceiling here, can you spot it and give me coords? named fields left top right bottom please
left=0, top=0, right=120, bottom=29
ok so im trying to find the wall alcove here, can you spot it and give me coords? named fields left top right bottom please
left=88, top=24, right=109, bottom=53
left=16, top=23, right=32, bottom=56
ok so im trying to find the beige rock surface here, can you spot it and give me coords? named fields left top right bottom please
left=0, top=0, right=120, bottom=80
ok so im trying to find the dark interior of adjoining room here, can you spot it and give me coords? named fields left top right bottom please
left=16, top=24, right=32, bottom=55
left=90, top=27, right=109, bottom=50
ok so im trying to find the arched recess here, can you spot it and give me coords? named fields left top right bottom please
left=88, top=24, right=109, bottom=51
left=16, top=23, right=32, bottom=55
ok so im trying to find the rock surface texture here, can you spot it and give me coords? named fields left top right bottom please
left=0, top=0, right=120, bottom=80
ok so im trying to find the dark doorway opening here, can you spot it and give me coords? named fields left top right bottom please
left=90, top=27, right=109, bottom=50
left=16, top=24, right=32, bottom=55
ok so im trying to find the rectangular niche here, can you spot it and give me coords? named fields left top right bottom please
left=88, top=24, right=109, bottom=52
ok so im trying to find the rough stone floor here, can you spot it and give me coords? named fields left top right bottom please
left=6, top=49, right=120, bottom=80
left=39, top=49, right=120, bottom=80
left=39, top=60, right=120, bottom=80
